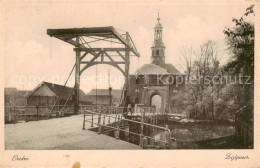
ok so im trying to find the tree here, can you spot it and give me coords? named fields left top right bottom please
left=178, top=45, right=195, bottom=79
left=176, top=40, right=224, bottom=119
left=223, top=4, right=254, bottom=105
left=191, top=41, right=222, bottom=119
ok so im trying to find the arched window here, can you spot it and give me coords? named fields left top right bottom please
left=156, top=50, right=159, bottom=56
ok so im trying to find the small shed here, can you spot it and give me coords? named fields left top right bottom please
left=26, top=81, right=91, bottom=106
left=87, top=89, right=122, bottom=106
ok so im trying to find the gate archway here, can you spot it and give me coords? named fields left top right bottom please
left=150, top=94, right=162, bottom=112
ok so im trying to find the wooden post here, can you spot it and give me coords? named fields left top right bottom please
left=108, top=110, right=111, bottom=124
left=115, top=115, right=120, bottom=139
left=109, top=87, right=112, bottom=106
left=115, top=110, right=118, bottom=122
left=98, top=114, right=102, bottom=134
left=125, top=126, right=130, bottom=142
left=8, top=108, right=11, bottom=122
left=165, top=125, right=169, bottom=149
left=122, top=32, right=130, bottom=112
left=82, top=110, right=86, bottom=130
left=152, top=117, right=155, bottom=132
left=74, top=37, right=80, bottom=115
left=13, top=106, right=16, bottom=123
left=91, top=113, right=94, bottom=127
left=25, top=106, right=28, bottom=122
left=155, top=117, right=158, bottom=132
left=143, top=137, right=148, bottom=149
left=36, top=105, right=39, bottom=121
left=140, top=118, right=144, bottom=147
left=103, top=113, right=106, bottom=125
left=150, top=137, right=155, bottom=147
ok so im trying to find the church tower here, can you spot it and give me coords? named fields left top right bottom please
left=151, top=12, right=165, bottom=67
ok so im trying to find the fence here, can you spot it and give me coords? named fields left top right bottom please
left=83, top=107, right=174, bottom=149
left=4, top=104, right=121, bottom=124
left=4, top=105, right=78, bottom=123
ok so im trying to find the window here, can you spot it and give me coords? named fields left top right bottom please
left=156, top=50, right=159, bottom=56
left=136, top=78, right=140, bottom=84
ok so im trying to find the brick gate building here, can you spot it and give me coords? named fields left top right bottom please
left=128, top=14, right=185, bottom=114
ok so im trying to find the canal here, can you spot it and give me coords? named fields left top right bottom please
left=90, top=118, right=236, bottom=149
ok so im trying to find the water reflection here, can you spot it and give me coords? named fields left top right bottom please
left=151, top=123, right=235, bottom=149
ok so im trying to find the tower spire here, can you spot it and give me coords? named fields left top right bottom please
left=151, top=12, right=165, bottom=67
left=157, top=11, right=160, bottom=22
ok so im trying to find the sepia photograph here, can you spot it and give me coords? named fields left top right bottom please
left=0, top=0, right=259, bottom=167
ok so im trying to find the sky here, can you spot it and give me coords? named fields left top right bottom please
left=2, top=0, right=255, bottom=94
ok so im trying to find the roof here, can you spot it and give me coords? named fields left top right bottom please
left=85, top=95, right=120, bottom=105
left=132, top=64, right=168, bottom=75
left=155, top=14, right=163, bottom=29
left=26, top=81, right=88, bottom=102
left=164, top=64, right=183, bottom=75
left=132, top=63, right=183, bottom=75
left=87, top=89, right=122, bottom=105
left=87, top=89, right=122, bottom=99
left=155, top=22, right=162, bottom=28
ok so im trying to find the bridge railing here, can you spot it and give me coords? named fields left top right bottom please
left=4, top=105, right=76, bottom=123
left=83, top=109, right=174, bottom=149
left=4, top=104, right=122, bottom=124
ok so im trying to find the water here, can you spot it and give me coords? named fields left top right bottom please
left=90, top=120, right=235, bottom=149
left=167, top=123, right=234, bottom=141
left=151, top=122, right=235, bottom=149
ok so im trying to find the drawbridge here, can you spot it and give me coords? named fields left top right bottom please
left=46, top=26, right=140, bottom=117
left=46, top=26, right=176, bottom=148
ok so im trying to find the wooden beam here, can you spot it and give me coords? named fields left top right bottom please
left=101, top=52, right=104, bottom=62
left=80, top=62, right=125, bottom=75
left=74, top=48, right=127, bottom=52
left=74, top=47, right=139, bottom=57
left=47, top=27, right=114, bottom=37
left=103, top=51, right=125, bottom=76
left=103, top=51, right=117, bottom=64
left=80, top=61, right=125, bottom=64
left=80, top=51, right=126, bottom=75
left=47, top=26, right=140, bottom=57
left=80, top=52, right=88, bottom=61
left=88, top=51, right=101, bottom=62
left=56, top=36, right=85, bottom=48
left=74, top=37, right=80, bottom=115
left=116, top=51, right=125, bottom=61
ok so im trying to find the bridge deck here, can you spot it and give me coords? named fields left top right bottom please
left=5, top=114, right=141, bottom=150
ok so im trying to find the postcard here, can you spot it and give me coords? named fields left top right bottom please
left=0, top=0, right=259, bottom=167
